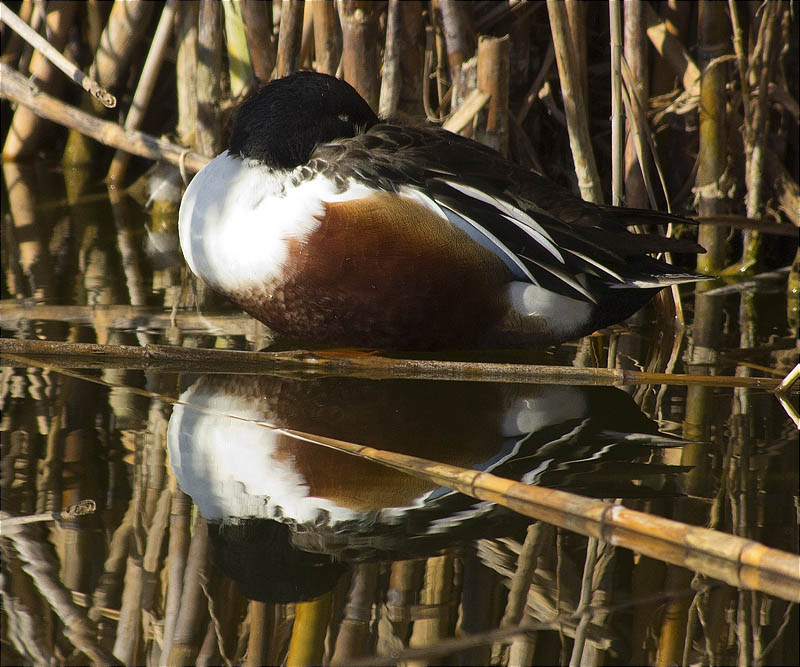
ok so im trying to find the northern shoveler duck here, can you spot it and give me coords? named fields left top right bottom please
left=179, top=71, right=706, bottom=349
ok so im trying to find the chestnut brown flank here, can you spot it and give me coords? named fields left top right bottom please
left=234, top=192, right=512, bottom=348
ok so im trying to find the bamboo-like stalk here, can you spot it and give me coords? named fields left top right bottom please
left=175, top=0, right=199, bottom=147
left=245, top=601, right=274, bottom=667
left=112, top=551, right=144, bottom=664
left=0, top=0, right=33, bottom=68
left=609, top=0, right=624, bottom=206
left=331, top=563, right=379, bottom=663
left=312, top=0, right=340, bottom=76
left=740, top=2, right=784, bottom=273
left=623, top=0, right=649, bottom=208
left=287, top=591, right=334, bottom=666
left=0, top=338, right=785, bottom=390
left=299, top=2, right=315, bottom=69
left=195, top=0, right=222, bottom=158
left=564, top=0, right=588, bottom=108
left=1, top=515, right=120, bottom=665
left=167, top=515, right=210, bottom=665
left=491, top=522, right=546, bottom=663
left=408, top=554, right=455, bottom=660
left=545, top=0, right=603, bottom=203
left=241, top=0, right=275, bottom=83
left=2, top=1, right=78, bottom=159
left=222, top=0, right=253, bottom=97
left=475, top=35, right=510, bottom=156
left=0, top=64, right=209, bottom=172
left=92, top=0, right=155, bottom=99
left=0, top=2, right=115, bottom=107
left=159, top=488, right=192, bottom=666
left=379, top=0, right=403, bottom=117
left=338, top=0, right=381, bottom=110
left=107, top=0, right=178, bottom=182
left=438, top=0, right=474, bottom=83
left=275, top=0, right=304, bottom=78
left=695, top=0, right=730, bottom=275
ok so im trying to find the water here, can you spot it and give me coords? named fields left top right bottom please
left=1, top=162, right=797, bottom=665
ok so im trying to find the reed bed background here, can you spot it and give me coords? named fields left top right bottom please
left=1, top=1, right=798, bottom=666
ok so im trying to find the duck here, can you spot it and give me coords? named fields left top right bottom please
left=178, top=71, right=706, bottom=349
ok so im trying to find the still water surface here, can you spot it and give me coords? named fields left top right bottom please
left=1, top=162, right=797, bottom=665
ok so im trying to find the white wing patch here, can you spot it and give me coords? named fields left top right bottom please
left=442, top=180, right=565, bottom=263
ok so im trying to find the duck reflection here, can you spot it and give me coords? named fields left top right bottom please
left=167, top=374, right=686, bottom=602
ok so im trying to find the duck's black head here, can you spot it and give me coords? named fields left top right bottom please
left=228, top=71, right=379, bottom=169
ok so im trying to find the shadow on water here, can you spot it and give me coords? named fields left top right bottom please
left=1, top=164, right=798, bottom=665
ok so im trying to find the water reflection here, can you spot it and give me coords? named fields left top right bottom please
left=168, top=374, right=687, bottom=601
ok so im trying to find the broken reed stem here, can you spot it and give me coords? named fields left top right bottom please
left=0, top=499, right=96, bottom=530
left=0, top=63, right=209, bottom=173
left=476, top=35, right=510, bottom=156
left=107, top=0, right=177, bottom=182
left=0, top=1, right=115, bottom=107
left=0, top=338, right=784, bottom=390
left=545, top=0, right=603, bottom=203
left=609, top=0, right=624, bottom=206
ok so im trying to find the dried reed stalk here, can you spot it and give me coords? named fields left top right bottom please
left=475, top=35, right=510, bottom=156
left=175, top=1, right=198, bottom=146
left=0, top=2, right=115, bottom=107
left=222, top=0, right=253, bottom=97
left=609, top=0, right=624, bottom=206
left=286, top=592, right=333, bottom=666
left=0, top=338, right=784, bottom=390
left=545, top=0, right=603, bottom=203
left=107, top=0, right=177, bottom=182
left=275, top=0, right=304, bottom=78
left=1, top=515, right=120, bottom=665
left=196, top=0, right=222, bottom=158
left=241, top=0, right=275, bottom=83
left=740, top=1, right=784, bottom=271
left=312, top=0, right=341, bottom=76
left=277, top=430, right=800, bottom=603
left=438, top=0, right=474, bottom=82
left=2, top=0, right=78, bottom=159
left=694, top=0, right=729, bottom=275
left=338, top=0, right=381, bottom=110
left=0, top=64, right=209, bottom=173
left=0, top=0, right=33, bottom=67
left=331, top=563, right=379, bottom=663
left=623, top=0, right=649, bottom=208
left=380, top=0, right=403, bottom=117
left=167, top=516, right=210, bottom=665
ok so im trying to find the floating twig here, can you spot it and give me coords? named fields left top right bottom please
left=0, top=337, right=784, bottom=390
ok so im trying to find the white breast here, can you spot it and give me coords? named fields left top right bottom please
left=178, top=151, right=373, bottom=293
